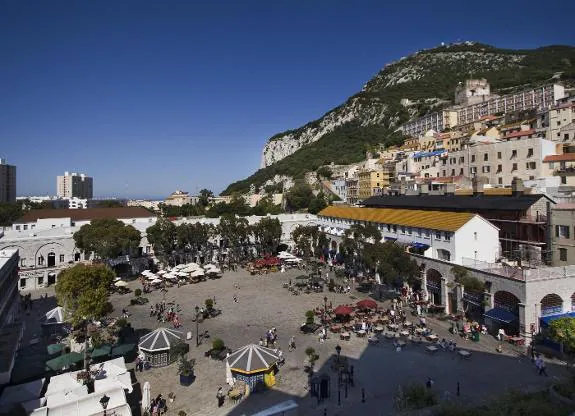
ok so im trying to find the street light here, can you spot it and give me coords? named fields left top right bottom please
left=323, top=296, right=328, bottom=325
left=195, top=305, right=200, bottom=347
left=99, top=394, right=110, bottom=416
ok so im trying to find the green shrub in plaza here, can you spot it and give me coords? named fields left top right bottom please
left=212, top=338, right=225, bottom=351
left=305, top=310, right=315, bottom=325
left=134, top=288, right=142, bottom=297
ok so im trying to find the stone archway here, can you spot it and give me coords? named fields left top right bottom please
left=540, top=293, right=564, bottom=317
left=426, top=268, right=443, bottom=306
left=494, top=291, right=520, bottom=314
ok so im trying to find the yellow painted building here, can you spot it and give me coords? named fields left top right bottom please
left=358, top=168, right=393, bottom=199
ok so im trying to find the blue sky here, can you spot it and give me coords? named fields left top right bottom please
left=1, top=1, right=574, bottom=198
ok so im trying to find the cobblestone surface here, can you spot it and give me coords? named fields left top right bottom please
left=21, top=268, right=569, bottom=416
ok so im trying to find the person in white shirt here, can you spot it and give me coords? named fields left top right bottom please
left=498, top=328, right=506, bottom=341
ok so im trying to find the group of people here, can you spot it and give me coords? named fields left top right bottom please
left=149, top=394, right=167, bottom=415
left=259, top=327, right=279, bottom=348
left=149, top=302, right=182, bottom=328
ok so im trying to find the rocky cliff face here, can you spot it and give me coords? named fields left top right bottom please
left=223, top=43, right=575, bottom=195
left=261, top=97, right=390, bottom=168
left=260, top=44, right=526, bottom=168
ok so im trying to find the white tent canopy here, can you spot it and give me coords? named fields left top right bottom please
left=191, top=269, right=204, bottom=277
left=138, top=328, right=183, bottom=352
left=226, top=344, right=279, bottom=373
left=41, top=306, right=65, bottom=325
left=114, top=280, right=128, bottom=288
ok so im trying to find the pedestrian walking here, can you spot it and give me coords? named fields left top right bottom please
left=233, top=294, right=238, bottom=303
left=288, top=336, right=296, bottom=351
left=216, top=387, right=225, bottom=407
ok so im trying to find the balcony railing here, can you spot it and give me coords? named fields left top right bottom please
left=554, top=167, right=575, bottom=176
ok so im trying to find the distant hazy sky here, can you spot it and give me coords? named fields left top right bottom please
left=1, top=1, right=574, bottom=198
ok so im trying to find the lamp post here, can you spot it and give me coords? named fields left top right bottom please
left=323, top=296, right=328, bottom=326
left=195, top=306, right=200, bottom=347
left=99, top=394, right=110, bottom=416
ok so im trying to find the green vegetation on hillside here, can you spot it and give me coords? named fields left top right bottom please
left=224, top=43, right=575, bottom=195
left=222, top=124, right=404, bottom=195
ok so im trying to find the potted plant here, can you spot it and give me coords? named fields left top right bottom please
left=205, top=298, right=214, bottom=311
left=134, top=288, right=142, bottom=297
left=304, top=347, right=319, bottom=373
left=178, top=357, right=196, bottom=386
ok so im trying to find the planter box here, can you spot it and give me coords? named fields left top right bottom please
left=179, top=373, right=195, bottom=386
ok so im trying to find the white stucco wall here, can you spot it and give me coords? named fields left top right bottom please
left=453, top=215, right=500, bottom=265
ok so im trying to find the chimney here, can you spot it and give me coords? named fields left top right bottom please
left=445, top=183, right=456, bottom=195
left=511, top=177, right=525, bottom=196
left=472, top=175, right=484, bottom=196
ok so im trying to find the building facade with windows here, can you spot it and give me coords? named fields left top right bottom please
left=543, top=153, right=575, bottom=187
left=56, top=172, right=93, bottom=199
left=400, top=111, right=458, bottom=139
left=0, top=159, right=16, bottom=203
left=317, top=206, right=500, bottom=265
left=417, top=137, right=555, bottom=186
left=0, top=208, right=158, bottom=290
left=0, top=248, right=23, bottom=384
left=551, top=204, right=575, bottom=266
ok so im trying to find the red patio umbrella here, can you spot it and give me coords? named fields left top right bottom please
left=356, top=299, right=378, bottom=310
left=334, top=305, right=354, bottom=316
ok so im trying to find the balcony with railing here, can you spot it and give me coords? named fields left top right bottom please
left=554, top=167, right=575, bottom=176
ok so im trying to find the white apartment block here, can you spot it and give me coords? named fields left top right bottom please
left=410, top=137, right=555, bottom=186
left=56, top=171, right=93, bottom=199
left=456, top=84, right=565, bottom=126
left=538, top=102, right=575, bottom=142
left=400, top=110, right=458, bottom=138
left=400, top=84, right=565, bottom=138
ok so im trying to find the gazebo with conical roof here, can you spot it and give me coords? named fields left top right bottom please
left=138, top=328, right=183, bottom=367
left=226, top=344, right=279, bottom=391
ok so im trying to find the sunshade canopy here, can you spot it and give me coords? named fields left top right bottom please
left=334, top=306, right=354, bottom=316
left=138, top=328, right=183, bottom=352
left=90, top=345, right=112, bottom=359
left=47, top=343, right=64, bottom=355
left=226, top=344, right=278, bottom=374
left=356, top=299, right=378, bottom=309
left=484, top=307, right=517, bottom=324
left=111, top=343, right=136, bottom=357
left=45, top=352, right=84, bottom=371
left=41, top=306, right=65, bottom=325
left=114, top=280, right=128, bottom=287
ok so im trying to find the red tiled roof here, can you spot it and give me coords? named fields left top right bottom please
left=15, top=207, right=156, bottom=224
left=543, top=153, right=575, bottom=163
left=480, top=115, right=498, bottom=121
left=502, top=129, right=536, bottom=139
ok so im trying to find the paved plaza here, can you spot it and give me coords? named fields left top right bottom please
left=106, top=268, right=568, bottom=416
left=17, top=268, right=569, bottom=416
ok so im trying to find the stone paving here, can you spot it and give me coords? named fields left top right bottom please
left=103, top=268, right=569, bottom=416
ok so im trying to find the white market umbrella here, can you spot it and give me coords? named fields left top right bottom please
left=147, top=274, right=158, bottom=280
left=177, top=272, right=189, bottom=278
left=226, top=358, right=234, bottom=387
left=142, top=381, right=151, bottom=412
left=191, top=269, right=204, bottom=277
left=114, top=280, right=128, bottom=288
left=173, top=264, right=187, bottom=270
left=142, top=270, right=152, bottom=276
left=151, top=278, right=162, bottom=284
left=156, top=270, right=167, bottom=275
left=206, top=267, right=222, bottom=274
left=278, top=252, right=295, bottom=259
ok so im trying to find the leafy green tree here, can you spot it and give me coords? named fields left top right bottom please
left=218, top=214, right=250, bottom=264
left=252, top=217, right=282, bottom=256
left=451, top=265, right=484, bottom=293
left=291, top=225, right=328, bottom=259
left=316, top=166, right=332, bottom=180
left=286, top=181, right=314, bottom=212
left=146, top=218, right=178, bottom=264
left=548, top=317, right=575, bottom=352
left=372, top=241, right=420, bottom=286
left=94, top=200, right=124, bottom=208
left=340, top=224, right=382, bottom=269
left=176, top=222, right=214, bottom=263
left=0, top=202, right=23, bottom=226
left=308, top=194, right=327, bottom=215
left=55, top=264, right=114, bottom=325
left=252, top=196, right=282, bottom=216
left=73, top=218, right=141, bottom=260
left=198, top=189, right=214, bottom=207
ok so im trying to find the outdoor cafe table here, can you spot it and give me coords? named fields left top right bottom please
left=403, top=321, right=412, bottom=327
left=331, top=325, right=342, bottom=333
left=415, top=328, right=426, bottom=335
left=426, top=334, right=439, bottom=342
left=399, top=330, right=410, bottom=337
left=374, top=326, right=384, bottom=333
left=340, top=332, right=351, bottom=341
left=384, top=332, right=396, bottom=339
left=356, top=330, right=367, bottom=337
left=507, top=336, right=525, bottom=346
left=387, top=324, right=399, bottom=331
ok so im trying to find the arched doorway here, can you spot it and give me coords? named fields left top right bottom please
left=426, top=269, right=443, bottom=306
left=47, top=252, right=56, bottom=268
left=540, top=294, right=563, bottom=317
left=488, top=290, right=520, bottom=335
